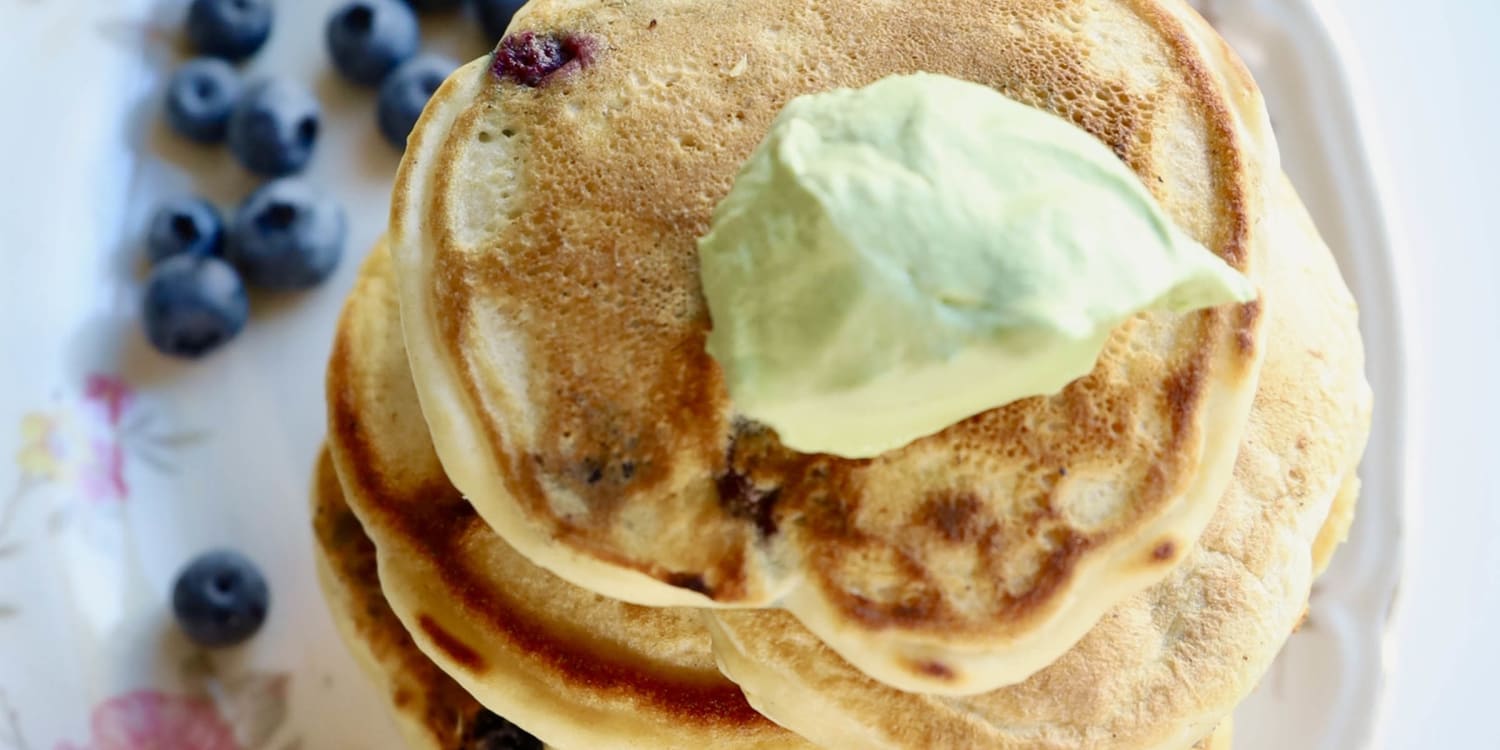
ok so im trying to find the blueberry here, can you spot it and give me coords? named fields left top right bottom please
left=474, top=0, right=527, bottom=42
left=228, top=179, right=346, bottom=290
left=377, top=54, right=457, bottom=149
left=465, top=709, right=542, bottom=750
left=402, top=0, right=462, bottom=13
left=142, top=256, right=248, bottom=359
left=326, top=0, right=420, bottom=86
left=164, top=58, right=242, bottom=143
left=186, top=0, right=273, bottom=62
left=147, top=197, right=225, bottom=264
left=227, top=78, right=321, bottom=177
left=172, top=550, right=270, bottom=648
left=491, top=31, right=593, bottom=87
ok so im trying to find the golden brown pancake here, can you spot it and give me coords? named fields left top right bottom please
left=312, top=447, right=489, bottom=749
left=314, top=441, right=1240, bottom=750
left=1313, top=472, right=1359, bottom=577
left=388, top=0, right=1278, bottom=693
left=325, top=244, right=811, bottom=749
left=705, top=176, right=1372, bottom=750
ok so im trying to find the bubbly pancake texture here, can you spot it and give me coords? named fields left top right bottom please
left=312, top=448, right=494, bottom=749
left=390, top=0, right=1276, bottom=692
left=325, top=246, right=810, bottom=749
left=706, top=176, right=1373, bottom=750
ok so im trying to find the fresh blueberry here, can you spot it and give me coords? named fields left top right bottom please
left=186, top=0, right=274, bottom=62
left=377, top=53, right=457, bottom=149
left=164, top=58, right=242, bottom=143
left=326, top=0, right=420, bottom=86
left=402, top=0, right=462, bottom=13
left=491, top=31, right=593, bottom=87
left=146, top=197, right=225, bottom=264
left=465, top=709, right=542, bottom=750
left=142, top=255, right=248, bottom=358
left=226, top=78, right=321, bottom=177
left=172, top=550, right=270, bottom=648
left=474, top=0, right=527, bottom=42
left=228, top=179, right=346, bottom=290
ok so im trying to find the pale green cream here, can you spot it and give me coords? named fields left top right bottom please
left=699, top=73, right=1255, bottom=458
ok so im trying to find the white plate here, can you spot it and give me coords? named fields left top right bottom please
left=0, top=0, right=1405, bottom=748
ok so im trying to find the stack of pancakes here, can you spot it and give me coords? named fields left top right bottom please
left=313, top=0, right=1372, bottom=747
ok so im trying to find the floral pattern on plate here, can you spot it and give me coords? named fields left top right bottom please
left=1, top=375, right=200, bottom=619
left=51, top=653, right=293, bottom=750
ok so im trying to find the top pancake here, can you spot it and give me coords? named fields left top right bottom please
left=325, top=245, right=809, bottom=749
left=390, top=0, right=1275, bottom=692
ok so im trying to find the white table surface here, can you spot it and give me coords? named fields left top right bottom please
left=1321, top=0, right=1500, bottom=746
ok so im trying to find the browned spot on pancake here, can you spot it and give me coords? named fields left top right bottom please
left=418, top=615, right=487, bottom=672
left=1163, top=355, right=1206, bottom=435
left=913, top=660, right=955, bottom=680
left=917, top=491, right=984, bottom=542
left=666, top=572, right=712, bottom=596
left=699, top=544, right=750, bottom=603
left=1237, top=298, right=1262, bottom=354
left=845, top=589, right=943, bottom=628
left=1152, top=540, right=1176, bottom=562
left=1010, top=530, right=1095, bottom=612
left=817, top=493, right=951, bottom=629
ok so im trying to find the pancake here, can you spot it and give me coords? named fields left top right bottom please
left=325, top=243, right=811, bottom=750
left=388, top=0, right=1278, bottom=693
left=1199, top=721, right=1232, bottom=750
left=705, top=176, right=1373, bottom=750
left=1312, top=471, right=1359, bottom=577
left=312, top=447, right=489, bottom=749
left=314, top=440, right=1239, bottom=750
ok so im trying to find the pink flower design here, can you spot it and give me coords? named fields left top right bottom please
left=9, top=374, right=141, bottom=505
left=76, top=375, right=134, bottom=504
left=78, top=438, right=128, bottom=505
left=83, top=375, right=134, bottom=429
left=55, top=691, right=240, bottom=750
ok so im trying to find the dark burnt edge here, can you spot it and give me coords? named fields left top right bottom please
left=417, top=614, right=487, bottom=671
left=666, top=572, right=712, bottom=596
